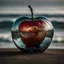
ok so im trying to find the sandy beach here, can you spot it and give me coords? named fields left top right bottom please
left=0, top=48, right=64, bottom=64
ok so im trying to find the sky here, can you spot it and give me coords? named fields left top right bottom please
left=0, top=0, right=64, bottom=7
left=0, top=0, right=64, bottom=14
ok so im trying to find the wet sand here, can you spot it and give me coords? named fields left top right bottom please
left=0, top=48, right=64, bottom=64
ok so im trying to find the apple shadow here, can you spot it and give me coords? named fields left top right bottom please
left=0, top=50, right=56, bottom=58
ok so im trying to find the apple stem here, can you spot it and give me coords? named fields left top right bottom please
left=28, top=5, right=33, bottom=21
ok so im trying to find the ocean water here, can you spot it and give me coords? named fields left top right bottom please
left=0, top=14, right=64, bottom=49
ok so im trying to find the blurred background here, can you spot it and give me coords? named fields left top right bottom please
left=0, top=0, right=64, bottom=49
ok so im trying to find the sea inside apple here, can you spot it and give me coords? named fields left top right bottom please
left=19, top=20, right=46, bottom=47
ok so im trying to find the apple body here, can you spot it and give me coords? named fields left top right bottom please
left=11, top=16, right=54, bottom=53
left=19, top=20, right=46, bottom=47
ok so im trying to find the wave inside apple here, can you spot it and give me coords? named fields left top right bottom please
left=11, top=5, right=54, bottom=53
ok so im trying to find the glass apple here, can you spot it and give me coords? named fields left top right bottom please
left=11, top=5, right=54, bottom=53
